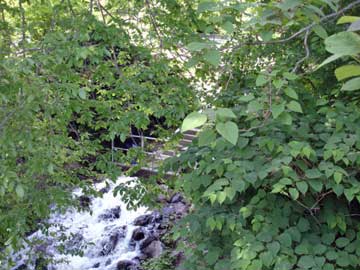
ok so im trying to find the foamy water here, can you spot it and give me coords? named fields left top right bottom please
left=10, top=176, right=148, bottom=270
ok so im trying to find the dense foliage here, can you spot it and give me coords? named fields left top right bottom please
left=164, top=1, right=360, bottom=270
left=1, top=0, right=360, bottom=270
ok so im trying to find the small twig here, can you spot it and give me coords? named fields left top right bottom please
left=145, top=0, right=163, bottom=51
left=292, top=29, right=311, bottom=73
left=229, top=0, right=360, bottom=51
left=310, top=190, right=333, bottom=210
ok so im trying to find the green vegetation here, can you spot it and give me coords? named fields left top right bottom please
left=1, top=0, right=360, bottom=270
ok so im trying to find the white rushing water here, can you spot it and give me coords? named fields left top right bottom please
left=11, top=176, right=148, bottom=270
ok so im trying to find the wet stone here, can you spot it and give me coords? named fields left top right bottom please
left=98, top=206, right=121, bottom=221
left=92, top=262, right=100, bottom=268
left=131, top=227, right=145, bottom=241
left=116, top=260, right=138, bottom=270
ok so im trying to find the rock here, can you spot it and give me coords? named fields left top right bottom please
left=142, top=240, right=163, bottom=258
left=99, top=228, right=125, bottom=256
left=79, top=195, right=91, bottom=208
left=64, top=232, right=84, bottom=253
left=131, top=228, right=145, bottom=241
left=133, top=214, right=153, bottom=226
left=140, top=235, right=158, bottom=250
left=105, top=259, right=112, bottom=266
left=169, top=193, right=183, bottom=203
left=98, top=206, right=121, bottom=221
left=156, top=194, right=167, bottom=203
left=92, top=262, right=101, bottom=268
left=116, top=260, right=138, bottom=270
left=14, top=264, right=27, bottom=270
left=35, top=258, right=48, bottom=270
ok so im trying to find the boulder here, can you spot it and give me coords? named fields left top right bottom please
left=169, top=193, right=183, bottom=204
left=79, top=195, right=91, bottom=208
left=140, top=235, right=158, bottom=250
left=99, top=228, right=124, bottom=256
left=92, top=262, right=100, bottom=268
left=133, top=214, right=153, bottom=226
left=131, top=228, right=145, bottom=241
left=116, top=260, right=138, bottom=270
left=142, top=240, right=163, bottom=259
left=98, top=206, right=121, bottom=221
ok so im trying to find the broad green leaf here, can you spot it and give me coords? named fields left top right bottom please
left=217, top=191, right=227, bottom=204
left=283, top=72, right=298, bottom=81
left=333, top=171, right=342, bottom=184
left=222, top=21, right=234, bottom=34
left=335, top=65, right=360, bottom=81
left=198, top=2, right=219, bottom=12
left=306, top=169, right=322, bottom=179
left=337, top=16, right=360, bottom=24
left=296, top=181, right=308, bottom=194
left=289, top=188, right=299, bottom=200
left=216, top=121, right=239, bottom=145
left=187, top=42, right=210, bottom=52
left=324, top=32, right=360, bottom=56
left=16, top=184, right=25, bottom=198
left=318, top=54, right=343, bottom=69
left=278, top=112, right=293, bottom=125
left=341, top=77, right=360, bottom=91
left=297, top=255, right=316, bottom=269
left=256, top=74, right=268, bottom=87
left=284, top=88, right=298, bottom=100
left=313, top=24, right=328, bottom=39
left=181, top=112, right=207, bottom=132
left=287, top=101, right=303, bottom=113
left=335, top=237, right=349, bottom=248
left=216, top=108, right=236, bottom=119
left=199, top=129, right=216, bottom=147
left=204, top=49, right=221, bottom=66
left=79, top=88, right=87, bottom=99
left=267, top=241, right=280, bottom=256
left=272, top=103, right=285, bottom=119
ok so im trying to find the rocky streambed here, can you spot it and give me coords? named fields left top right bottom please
left=10, top=177, right=189, bottom=270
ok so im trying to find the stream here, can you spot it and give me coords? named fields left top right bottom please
left=10, top=177, right=149, bottom=270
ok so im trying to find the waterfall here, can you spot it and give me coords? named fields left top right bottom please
left=10, top=176, right=148, bottom=270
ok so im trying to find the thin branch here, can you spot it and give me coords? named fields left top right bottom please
left=145, top=0, right=163, bottom=51
left=229, top=0, right=360, bottom=51
left=292, top=29, right=311, bottom=73
left=18, top=0, right=26, bottom=57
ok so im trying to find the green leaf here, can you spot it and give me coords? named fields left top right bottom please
left=272, top=103, right=285, bottom=119
left=217, top=191, right=227, bottom=204
left=313, top=24, right=328, bottom=39
left=284, top=88, right=298, bottom=100
left=187, top=42, right=210, bottom=52
left=199, top=129, right=216, bottom=147
left=318, top=54, right=343, bottom=69
left=334, top=171, right=342, bottom=184
left=289, top=188, right=299, bottom=200
left=256, top=74, right=268, bottom=86
left=296, top=181, right=308, bottom=194
left=337, top=16, right=360, bottom=24
left=222, top=21, right=234, bottom=34
left=297, top=255, right=316, bottom=269
left=216, top=108, right=237, bottom=119
left=324, top=32, right=360, bottom=56
left=335, top=65, right=360, bottom=81
left=16, top=184, right=25, bottom=198
left=297, top=218, right=310, bottom=232
left=287, top=101, right=303, bottom=113
left=306, top=169, right=322, bottom=179
left=204, top=49, right=221, bottom=66
left=216, top=121, right=239, bottom=145
left=341, top=77, right=360, bottom=91
left=267, top=241, right=280, bottom=256
left=335, top=237, right=350, bottom=248
left=278, top=112, right=293, bottom=125
left=181, top=112, right=207, bottom=132
left=283, top=72, right=298, bottom=81
left=79, top=88, right=87, bottom=99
